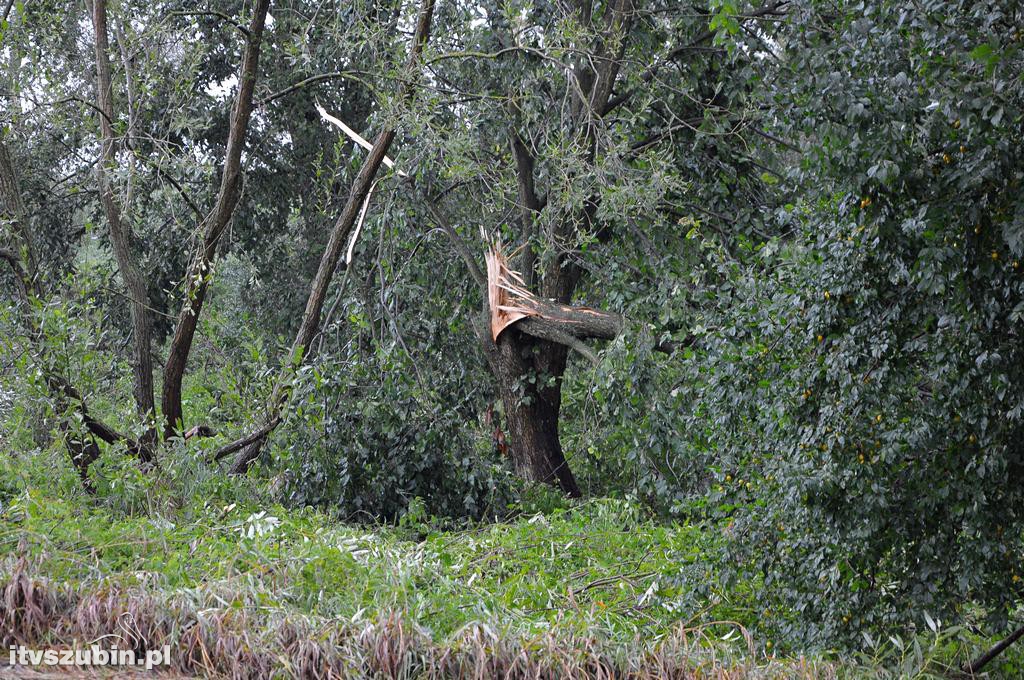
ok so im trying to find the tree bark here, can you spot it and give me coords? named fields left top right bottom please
left=474, top=242, right=623, bottom=494
left=477, top=322, right=581, bottom=496
left=226, top=0, right=437, bottom=474
left=91, top=0, right=156, bottom=457
left=161, top=0, right=272, bottom=440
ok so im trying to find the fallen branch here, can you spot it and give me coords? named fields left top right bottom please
left=315, top=102, right=406, bottom=177
left=962, top=623, right=1024, bottom=676
left=517, top=319, right=599, bottom=365
left=213, top=419, right=279, bottom=461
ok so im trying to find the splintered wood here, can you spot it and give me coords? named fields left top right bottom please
left=485, top=241, right=625, bottom=344
left=485, top=241, right=533, bottom=341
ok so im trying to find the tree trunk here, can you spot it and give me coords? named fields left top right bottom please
left=454, top=0, right=635, bottom=495
left=91, top=0, right=157, bottom=456
left=161, top=0, right=271, bottom=440
left=222, top=0, right=437, bottom=474
left=3, top=136, right=145, bottom=487
left=478, top=322, right=581, bottom=497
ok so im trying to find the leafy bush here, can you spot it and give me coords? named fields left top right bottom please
left=272, top=352, right=518, bottom=521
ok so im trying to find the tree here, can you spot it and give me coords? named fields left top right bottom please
left=90, top=0, right=158, bottom=456
left=1, top=0, right=273, bottom=483
left=223, top=0, right=438, bottom=473
left=653, top=0, right=1024, bottom=647
left=395, top=0, right=786, bottom=495
left=160, top=0, right=272, bottom=440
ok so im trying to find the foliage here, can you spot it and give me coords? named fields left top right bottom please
left=726, top=0, right=1024, bottom=647
left=549, top=0, right=1024, bottom=651
left=3, top=0, right=1024, bottom=666
left=272, top=351, right=517, bottom=521
left=2, top=483, right=1022, bottom=677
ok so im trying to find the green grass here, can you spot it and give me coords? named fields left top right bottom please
left=0, top=467, right=1020, bottom=677
left=1, top=490, right=724, bottom=641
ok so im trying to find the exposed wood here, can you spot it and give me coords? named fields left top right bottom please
left=184, top=424, right=216, bottom=440
left=485, top=241, right=622, bottom=344
left=91, top=0, right=157, bottom=458
left=316, top=102, right=406, bottom=176
left=227, top=0, right=438, bottom=475
left=485, top=242, right=530, bottom=341
left=161, top=0, right=272, bottom=440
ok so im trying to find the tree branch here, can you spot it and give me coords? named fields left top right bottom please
left=962, top=623, right=1024, bottom=676
left=260, top=71, right=354, bottom=106
left=151, top=163, right=205, bottom=220
left=0, top=247, right=30, bottom=302
left=517, top=318, right=600, bottom=364
left=228, top=0, right=438, bottom=475
left=509, top=131, right=541, bottom=289
left=423, top=199, right=486, bottom=288
left=603, top=1, right=790, bottom=114
left=170, top=10, right=251, bottom=38
left=213, top=419, right=279, bottom=460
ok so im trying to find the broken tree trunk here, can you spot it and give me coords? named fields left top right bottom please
left=424, top=0, right=634, bottom=498
left=477, top=242, right=623, bottom=496
left=222, top=0, right=437, bottom=475
left=486, top=241, right=622, bottom=351
left=480, top=325, right=582, bottom=497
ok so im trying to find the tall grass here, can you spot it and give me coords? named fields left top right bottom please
left=1, top=559, right=832, bottom=679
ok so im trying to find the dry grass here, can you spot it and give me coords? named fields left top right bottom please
left=0, top=560, right=834, bottom=679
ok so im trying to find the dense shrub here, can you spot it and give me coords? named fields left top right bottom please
left=273, top=353, right=518, bottom=521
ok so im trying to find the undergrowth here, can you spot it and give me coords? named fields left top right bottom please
left=0, top=478, right=1018, bottom=677
left=0, top=434, right=1018, bottom=678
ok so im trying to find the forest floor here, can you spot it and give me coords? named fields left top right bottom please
left=0, top=489, right=1017, bottom=678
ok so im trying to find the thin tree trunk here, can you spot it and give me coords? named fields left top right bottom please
left=161, top=0, right=272, bottom=440
left=225, top=0, right=437, bottom=474
left=91, top=0, right=156, bottom=456
left=0, top=138, right=36, bottom=284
